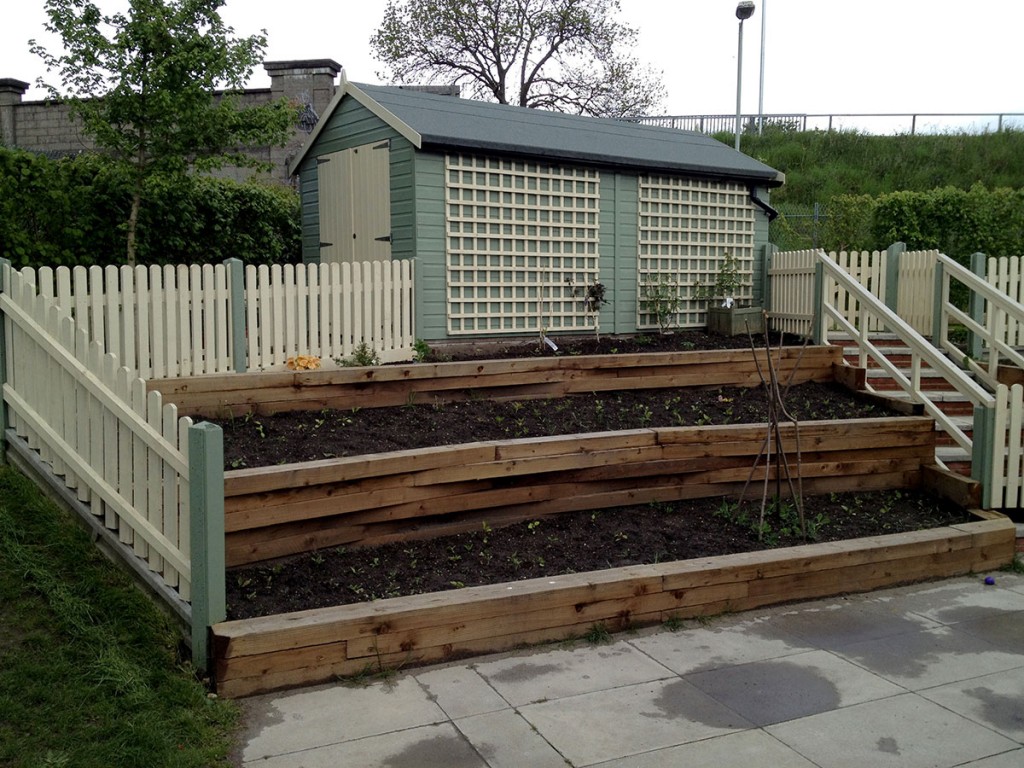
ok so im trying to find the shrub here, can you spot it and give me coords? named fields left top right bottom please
left=0, top=147, right=301, bottom=267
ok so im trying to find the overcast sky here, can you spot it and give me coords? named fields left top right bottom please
left=3, top=0, right=1021, bottom=133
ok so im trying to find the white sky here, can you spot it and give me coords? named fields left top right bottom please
left=3, top=0, right=1022, bottom=132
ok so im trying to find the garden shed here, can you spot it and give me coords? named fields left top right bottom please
left=291, top=73, right=784, bottom=340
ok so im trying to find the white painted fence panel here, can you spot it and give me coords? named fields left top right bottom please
left=991, top=383, right=1024, bottom=509
left=987, top=256, right=1024, bottom=348
left=767, top=249, right=816, bottom=336
left=243, top=260, right=415, bottom=368
left=896, top=250, right=937, bottom=333
left=769, top=249, right=939, bottom=335
left=0, top=267, right=192, bottom=596
left=19, top=259, right=416, bottom=378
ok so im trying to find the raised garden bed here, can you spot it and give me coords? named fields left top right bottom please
left=151, top=346, right=843, bottom=417
left=213, top=496, right=1013, bottom=697
left=187, top=345, right=1015, bottom=697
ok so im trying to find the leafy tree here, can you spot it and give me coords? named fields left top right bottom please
left=370, top=0, right=666, bottom=118
left=31, top=0, right=295, bottom=264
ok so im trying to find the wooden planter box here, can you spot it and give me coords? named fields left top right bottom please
left=211, top=414, right=1016, bottom=698
left=213, top=502, right=1014, bottom=698
left=151, top=346, right=840, bottom=417
left=224, top=417, right=939, bottom=566
left=707, top=306, right=766, bottom=336
left=184, top=345, right=1013, bottom=698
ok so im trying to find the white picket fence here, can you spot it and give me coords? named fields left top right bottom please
left=767, top=248, right=938, bottom=335
left=244, top=260, right=415, bottom=369
left=1, top=264, right=193, bottom=597
left=991, top=383, right=1024, bottom=509
left=17, top=259, right=416, bottom=379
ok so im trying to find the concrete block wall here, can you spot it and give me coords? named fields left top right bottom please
left=0, top=60, right=341, bottom=185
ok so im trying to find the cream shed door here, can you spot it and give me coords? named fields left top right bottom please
left=317, top=140, right=391, bottom=264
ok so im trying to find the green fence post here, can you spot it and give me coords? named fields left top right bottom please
left=189, top=421, right=226, bottom=674
left=931, top=258, right=945, bottom=345
left=968, top=252, right=986, bottom=362
left=971, top=404, right=996, bottom=509
left=812, top=257, right=825, bottom=345
left=884, top=241, right=905, bottom=315
left=0, top=258, right=10, bottom=465
left=223, top=258, right=247, bottom=373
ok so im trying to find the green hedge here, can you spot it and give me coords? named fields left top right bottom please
left=0, top=148, right=300, bottom=268
left=811, top=185, right=1024, bottom=260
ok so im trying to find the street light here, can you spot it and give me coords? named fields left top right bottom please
left=758, top=0, right=766, bottom=135
left=735, top=1, right=755, bottom=151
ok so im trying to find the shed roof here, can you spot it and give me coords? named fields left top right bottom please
left=293, top=77, right=784, bottom=186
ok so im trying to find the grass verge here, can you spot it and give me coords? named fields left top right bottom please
left=0, top=465, right=238, bottom=767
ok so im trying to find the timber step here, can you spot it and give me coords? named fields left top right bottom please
left=838, top=336, right=982, bottom=475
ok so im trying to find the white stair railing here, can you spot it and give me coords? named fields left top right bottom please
left=933, top=253, right=1024, bottom=390
left=812, top=252, right=995, bottom=459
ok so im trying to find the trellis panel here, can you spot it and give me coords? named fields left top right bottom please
left=445, top=154, right=601, bottom=335
left=637, top=177, right=756, bottom=329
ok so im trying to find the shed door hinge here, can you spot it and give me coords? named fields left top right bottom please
left=375, top=234, right=392, bottom=243
left=319, top=241, right=333, bottom=248
left=373, top=140, right=390, bottom=150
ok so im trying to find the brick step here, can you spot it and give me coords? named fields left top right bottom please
left=880, top=390, right=976, bottom=416
left=866, top=374, right=959, bottom=392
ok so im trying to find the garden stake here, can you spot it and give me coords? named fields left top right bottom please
left=738, top=323, right=807, bottom=539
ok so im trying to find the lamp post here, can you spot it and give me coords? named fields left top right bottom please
left=758, top=0, right=766, bottom=135
left=735, top=1, right=755, bottom=151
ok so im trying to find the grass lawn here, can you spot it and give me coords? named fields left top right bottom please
left=0, top=465, right=239, bottom=767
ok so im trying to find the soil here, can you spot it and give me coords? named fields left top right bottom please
left=212, top=330, right=970, bottom=622
left=226, top=489, right=971, bottom=620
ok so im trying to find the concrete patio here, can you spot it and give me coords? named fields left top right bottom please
left=233, top=573, right=1024, bottom=767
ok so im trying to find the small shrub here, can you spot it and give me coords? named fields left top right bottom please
left=336, top=342, right=380, bottom=367
left=640, top=276, right=684, bottom=334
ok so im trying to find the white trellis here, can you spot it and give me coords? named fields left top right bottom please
left=637, top=176, right=756, bottom=328
left=445, top=154, right=601, bottom=334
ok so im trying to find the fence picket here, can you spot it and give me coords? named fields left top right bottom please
left=114, top=366, right=134, bottom=546
left=130, top=377, right=150, bottom=560
left=58, top=315, right=79, bottom=493
left=147, top=390, right=165, bottom=576
left=102, top=352, right=119, bottom=530
left=271, top=264, right=285, bottom=366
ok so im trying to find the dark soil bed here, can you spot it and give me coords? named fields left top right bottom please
left=226, top=489, right=972, bottom=620
left=217, top=331, right=966, bottom=623
left=213, top=381, right=893, bottom=469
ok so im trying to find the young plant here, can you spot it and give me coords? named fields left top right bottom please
left=640, top=275, right=684, bottom=334
left=336, top=342, right=381, bottom=367
left=692, top=252, right=748, bottom=308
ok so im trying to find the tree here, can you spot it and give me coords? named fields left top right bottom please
left=31, top=0, right=295, bottom=264
left=370, top=0, right=666, bottom=118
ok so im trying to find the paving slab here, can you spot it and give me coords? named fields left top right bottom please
left=835, top=624, right=1024, bottom=690
left=630, top=615, right=813, bottom=674
left=454, top=709, right=568, bottom=768
left=474, top=639, right=673, bottom=706
left=244, top=722, right=487, bottom=768
left=416, top=665, right=510, bottom=719
left=683, top=649, right=903, bottom=726
left=586, top=729, right=819, bottom=768
left=238, top=676, right=447, bottom=762
left=920, top=666, right=1024, bottom=742
left=763, top=599, right=941, bottom=650
left=863, top=576, right=1024, bottom=625
left=518, top=677, right=753, bottom=766
left=766, top=693, right=1019, bottom=768
left=957, top=749, right=1024, bottom=767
